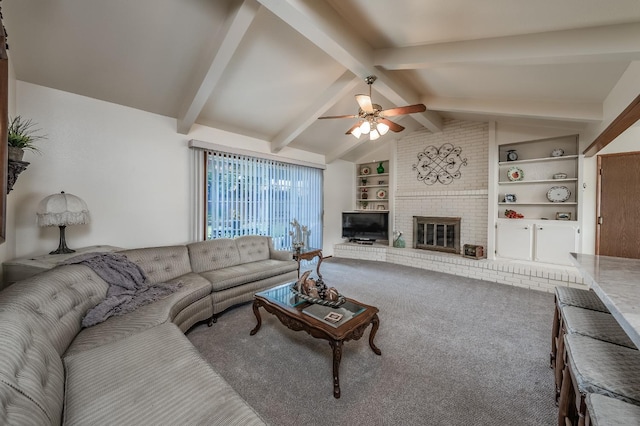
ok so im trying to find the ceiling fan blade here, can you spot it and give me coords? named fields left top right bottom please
left=378, top=118, right=404, bottom=133
left=345, top=122, right=361, bottom=135
left=380, top=103, right=426, bottom=117
left=355, top=94, right=374, bottom=114
left=317, top=114, right=358, bottom=120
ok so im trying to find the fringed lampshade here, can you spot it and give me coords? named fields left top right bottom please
left=36, top=191, right=90, bottom=254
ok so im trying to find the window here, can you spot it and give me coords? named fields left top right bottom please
left=204, top=150, right=323, bottom=250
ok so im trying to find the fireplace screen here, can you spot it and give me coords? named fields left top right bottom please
left=413, top=216, right=461, bottom=254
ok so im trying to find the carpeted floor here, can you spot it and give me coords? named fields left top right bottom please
left=187, top=257, right=558, bottom=426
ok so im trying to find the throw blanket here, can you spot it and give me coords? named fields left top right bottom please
left=62, top=252, right=183, bottom=327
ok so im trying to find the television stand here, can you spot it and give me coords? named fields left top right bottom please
left=350, top=239, right=375, bottom=245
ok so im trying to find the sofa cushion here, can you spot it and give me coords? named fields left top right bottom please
left=0, top=265, right=108, bottom=355
left=199, top=259, right=298, bottom=291
left=63, top=323, right=266, bottom=426
left=188, top=238, right=241, bottom=273
left=0, top=311, right=64, bottom=425
left=65, top=272, right=212, bottom=356
left=235, top=235, right=272, bottom=264
left=119, top=245, right=192, bottom=284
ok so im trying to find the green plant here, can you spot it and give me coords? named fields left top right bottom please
left=8, top=116, right=47, bottom=152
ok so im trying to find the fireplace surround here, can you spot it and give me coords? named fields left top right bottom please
left=413, top=216, right=461, bottom=254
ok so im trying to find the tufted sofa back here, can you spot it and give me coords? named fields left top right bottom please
left=0, top=265, right=108, bottom=356
left=235, top=235, right=272, bottom=264
left=0, top=311, right=65, bottom=425
left=187, top=236, right=275, bottom=273
left=187, top=238, right=242, bottom=273
left=119, top=245, right=191, bottom=284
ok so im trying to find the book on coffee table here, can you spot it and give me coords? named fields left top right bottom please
left=302, top=301, right=365, bottom=328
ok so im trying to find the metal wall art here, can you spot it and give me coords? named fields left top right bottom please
left=412, top=143, right=468, bottom=185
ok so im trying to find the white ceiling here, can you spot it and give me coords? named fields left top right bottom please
left=3, top=0, right=640, bottom=162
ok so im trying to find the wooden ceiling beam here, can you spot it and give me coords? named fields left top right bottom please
left=583, top=93, right=640, bottom=157
left=376, top=23, right=640, bottom=69
left=424, top=96, right=602, bottom=123
left=257, top=0, right=442, bottom=133
left=271, top=71, right=359, bottom=153
left=177, top=0, right=259, bottom=135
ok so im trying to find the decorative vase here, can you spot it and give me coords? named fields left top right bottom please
left=377, top=161, right=385, bottom=174
left=8, top=146, right=24, bottom=162
left=393, top=232, right=405, bottom=248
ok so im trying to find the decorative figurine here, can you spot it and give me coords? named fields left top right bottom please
left=377, top=161, right=385, bottom=174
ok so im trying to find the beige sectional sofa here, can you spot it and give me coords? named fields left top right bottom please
left=0, top=235, right=298, bottom=425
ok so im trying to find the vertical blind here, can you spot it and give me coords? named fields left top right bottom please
left=205, top=150, right=323, bottom=250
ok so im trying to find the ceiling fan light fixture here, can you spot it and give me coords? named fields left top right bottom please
left=376, top=121, right=389, bottom=136
left=369, top=129, right=380, bottom=140
left=351, top=126, right=362, bottom=139
left=359, top=121, right=371, bottom=134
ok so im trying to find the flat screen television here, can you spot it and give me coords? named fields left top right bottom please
left=342, top=211, right=389, bottom=243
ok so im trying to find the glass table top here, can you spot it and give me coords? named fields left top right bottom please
left=256, top=282, right=366, bottom=327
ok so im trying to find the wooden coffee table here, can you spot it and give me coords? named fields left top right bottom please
left=250, top=282, right=381, bottom=398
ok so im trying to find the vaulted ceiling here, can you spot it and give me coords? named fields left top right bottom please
left=3, top=0, right=640, bottom=162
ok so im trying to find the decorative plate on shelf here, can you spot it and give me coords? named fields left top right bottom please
left=507, top=166, right=524, bottom=181
left=551, top=148, right=565, bottom=157
left=376, top=189, right=387, bottom=199
left=547, top=186, right=571, bottom=202
left=361, top=166, right=370, bottom=175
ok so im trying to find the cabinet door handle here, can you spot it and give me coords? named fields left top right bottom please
left=538, top=227, right=543, bottom=230
left=524, top=226, right=529, bottom=230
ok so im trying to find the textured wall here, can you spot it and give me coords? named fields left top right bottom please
left=394, top=119, right=489, bottom=251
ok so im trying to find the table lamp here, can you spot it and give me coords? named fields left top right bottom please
left=36, top=191, right=90, bottom=254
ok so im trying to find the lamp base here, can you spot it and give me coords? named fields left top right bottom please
left=50, top=225, right=76, bottom=255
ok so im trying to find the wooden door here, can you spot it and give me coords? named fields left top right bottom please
left=597, top=152, right=640, bottom=258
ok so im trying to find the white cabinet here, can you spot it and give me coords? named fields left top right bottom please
left=496, top=220, right=579, bottom=265
left=496, top=221, right=533, bottom=261
left=534, top=222, right=580, bottom=264
left=356, top=160, right=389, bottom=211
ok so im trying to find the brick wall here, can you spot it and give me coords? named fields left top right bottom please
left=394, top=119, right=489, bottom=250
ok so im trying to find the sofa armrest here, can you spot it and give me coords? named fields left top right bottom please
left=270, top=249, right=293, bottom=261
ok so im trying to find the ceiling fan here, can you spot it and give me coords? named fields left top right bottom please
left=318, top=75, right=426, bottom=140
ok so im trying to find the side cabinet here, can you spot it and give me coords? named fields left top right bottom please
left=496, top=221, right=533, bottom=261
left=533, top=222, right=580, bottom=264
left=496, top=220, right=579, bottom=265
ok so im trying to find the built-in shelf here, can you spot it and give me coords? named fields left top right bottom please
left=497, top=135, right=579, bottom=220
left=498, top=178, right=578, bottom=185
left=498, top=202, right=578, bottom=206
left=356, top=160, right=389, bottom=211
left=498, top=155, right=578, bottom=166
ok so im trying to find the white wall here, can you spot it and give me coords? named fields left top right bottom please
left=11, top=82, right=333, bottom=258
left=322, top=159, right=354, bottom=256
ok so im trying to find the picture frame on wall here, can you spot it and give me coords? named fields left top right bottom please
left=556, top=212, right=572, bottom=220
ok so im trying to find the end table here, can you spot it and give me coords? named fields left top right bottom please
left=293, top=247, right=323, bottom=279
left=2, top=245, right=123, bottom=289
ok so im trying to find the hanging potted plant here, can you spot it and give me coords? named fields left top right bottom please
left=7, top=116, right=47, bottom=161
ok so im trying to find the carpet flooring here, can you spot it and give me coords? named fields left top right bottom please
left=187, top=257, right=558, bottom=426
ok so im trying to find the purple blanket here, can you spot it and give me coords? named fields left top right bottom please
left=62, top=252, right=183, bottom=327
